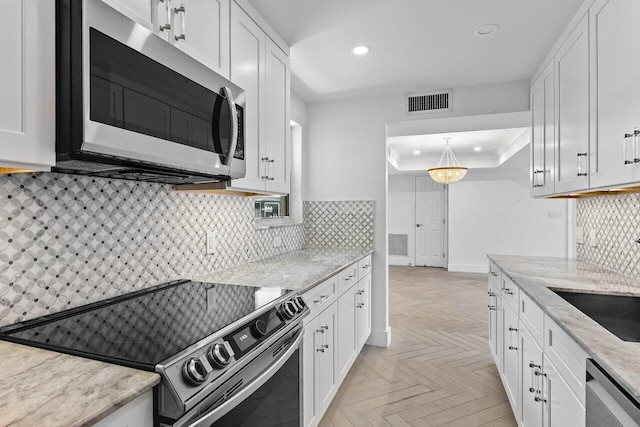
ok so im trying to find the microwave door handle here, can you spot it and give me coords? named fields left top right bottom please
left=220, top=87, right=238, bottom=166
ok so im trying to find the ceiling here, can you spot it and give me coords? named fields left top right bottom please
left=247, top=0, right=584, bottom=102
left=388, top=127, right=530, bottom=173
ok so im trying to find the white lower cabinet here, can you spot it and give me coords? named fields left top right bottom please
left=337, top=283, right=358, bottom=382
left=93, top=389, right=154, bottom=427
left=542, top=354, right=586, bottom=427
left=303, top=257, right=372, bottom=427
left=489, top=262, right=587, bottom=427
left=520, top=323, right=544, bottom=427
left=502, top=303, right=520, bottom=420
left=356, top=272, right=372, bottom=350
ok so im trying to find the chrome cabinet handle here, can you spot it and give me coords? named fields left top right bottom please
left=487, top=305, right=496, bottom=311
left=356, top=303, right=365, bottom=308
left=362, top=264, right=370, bottom=269
left=487, top=292, right=497, bottom=297
left=534, top=396, right=547, bottom=403
left=577, top=152, right=588, bottom=177
left=504, top=289, right=513, bottom=295
left=489, top=271, right=498, bottom=277
left=635, top=129, right=640, bottom=163
left=508, top=346, right=518, bottom=351
left=316, top=347, right=325, bottom=353
left=158, top=0, right=171, bottom=31
left=321, top=325, right=329, bottom=330
left=508, top=327, right=518, bottom=332
left=356, top=290, right=364, bottom=295
left=174, top=4, right=186, bottom=41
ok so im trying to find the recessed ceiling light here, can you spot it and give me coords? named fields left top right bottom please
left=413, top=150, right=421, bottom=155
left=474, top=24, right=500, bottom=37
left=474, top=147, right=482, bottom=152
left=352, top=45, right=371, bottom=56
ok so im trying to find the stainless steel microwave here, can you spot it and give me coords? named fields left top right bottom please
left=55, top=0, right=245, bottom=184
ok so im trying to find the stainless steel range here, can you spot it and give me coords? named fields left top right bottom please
left=0, top=280, right=307, bottom=426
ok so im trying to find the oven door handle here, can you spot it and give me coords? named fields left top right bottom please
left=187, top=328, right=303, bottom=427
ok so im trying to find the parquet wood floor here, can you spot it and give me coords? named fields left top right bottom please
left=318, top=266, right=517, bottom=427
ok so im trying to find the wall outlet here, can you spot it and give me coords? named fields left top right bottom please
left=206, top=231, right=216, bottom=255
left=273, top=236, right=283, bottom=247
left=589, top=229, right=597, bottom=248
left=576, top=226, right=584, bottom=245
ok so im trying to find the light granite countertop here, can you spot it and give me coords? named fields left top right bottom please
left=0, top=341, right=159, bottom=427
left=488, top=255, right=640, bottom=401
left=194, top=247, right=374, bottom=291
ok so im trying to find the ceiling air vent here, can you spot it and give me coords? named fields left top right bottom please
left=406, top=90, right=452, bottom=115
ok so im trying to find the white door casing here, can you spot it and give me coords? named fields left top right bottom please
left=414, top=175, right=445, bottom=267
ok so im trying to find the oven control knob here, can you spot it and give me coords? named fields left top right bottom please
left=207, top=343, right=232, bottom=369
left=250, top=319, right=268, bottom=338
left=293, top=296, right=306, bottom=311
left=182, top=357, right=209, bottom=385
left=280, top=301, right=297, bottom=319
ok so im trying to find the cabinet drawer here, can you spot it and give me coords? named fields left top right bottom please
left=501, top=275, right=520, bottom=311
left=489, top=261, right=502, bottom=285
left=337, top=263, right=358, bottom=295
left=544, top=315, right=588, bottom=405
left=357, top=255, right=372, bottom=279
left=519, top=292, right=545, bottom=347
left=303, top=276, right=337, bottom=320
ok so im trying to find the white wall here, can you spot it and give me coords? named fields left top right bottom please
left=388, top=175, right=416, bottom=265
left=447, top=148, right=568, bottom=272
left=304, top=80, right=530, bottom=347
left=290, top=92, right=307, bottom=222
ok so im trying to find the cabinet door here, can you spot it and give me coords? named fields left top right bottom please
left=174, top=0, right=230, bottom=78
left=488, top=281, right=499, bottom=363
left=356, top=273, right=372, bottom=350
left=531, top=60, right=556, bottom=197
left=229, top=3, right=267, bottom=192
left=542, top=355, right=586, bottom=427
left=337, top=284, right=358, bottom=382
left=555, top=13, right=590, bottom=194
left=590, top=0, right=640, bottom=188
left=0, top=0, right=55, bottom=171
left=264, top=38, right=291, bottom=194
left=302, top=317, right=319, bottom=427
left=102, top=0, right=154, bottom=30
left=502, top=304, right=520, bottom=421
left=317, top=303, right=338, bottom=414
left=520, top=324, right=544, bottom=427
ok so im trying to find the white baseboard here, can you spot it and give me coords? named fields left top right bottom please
left=389, top=256, right=412, bottom=266
left=447, top=263, right=488, bottom=274
left=367, top=327, right=391, bottom=348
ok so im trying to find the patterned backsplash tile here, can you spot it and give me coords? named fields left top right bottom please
left=0, top=173, right=304, bottom=327
left=304, top=200, right=374, bottom=250
left=576, top=193, right=640, bottom=278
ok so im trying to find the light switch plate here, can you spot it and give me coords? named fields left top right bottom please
left=576, top=226, right=584, bottom=245
left=589, top=229, right=597, bottom=248
left=206, top=231, right=216, bottom=254
left=273, top=236, right=283, bottom=247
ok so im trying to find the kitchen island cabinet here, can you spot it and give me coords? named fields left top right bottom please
left=487, top=255, right=640, bottom=427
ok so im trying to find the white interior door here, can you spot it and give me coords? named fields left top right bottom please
left=415, top=176, right=445, bottom=267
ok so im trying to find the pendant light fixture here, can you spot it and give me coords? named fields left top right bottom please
left=427, top=138, right=468, bottom=184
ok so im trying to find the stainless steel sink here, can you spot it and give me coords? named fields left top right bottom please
left=552, top=290, right=640, bottom=342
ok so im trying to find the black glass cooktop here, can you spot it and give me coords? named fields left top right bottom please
left=0, top=280, right=290, bottom=370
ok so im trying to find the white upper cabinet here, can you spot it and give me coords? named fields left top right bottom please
left=530, top=60, right=556, bottom=197
left=589, top=0, right=640, bottom=188
left=172, top=0, right=230, bottom=78
left=264, top=38, right=291, bottom=194
left=555, top=13, right=590, bottom=194
left=0, top=0, right=55, bottom=171
left=229, top=2, right=291, bottom=195
left=103, top=0, right=230, bottom=78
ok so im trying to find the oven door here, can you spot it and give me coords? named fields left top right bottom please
left=177, top=329, right=302, bottom=427
left=68, top=0, right=245, bottom=177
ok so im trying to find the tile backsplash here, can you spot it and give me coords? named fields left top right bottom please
left=0, top=173, right=303, bottom=327
left=576, top=193, right=640, bottom=278
left=304, top=200, right=374, bottom=250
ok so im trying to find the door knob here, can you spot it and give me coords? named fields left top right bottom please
left=416, top=224, right=423, bottom=227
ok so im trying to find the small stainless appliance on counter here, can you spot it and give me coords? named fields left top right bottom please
left=0, top=280, right=307, bottom=426
left=56, top=0, right=246, bottom=184
left=586, top=359, right=640, bottom=427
